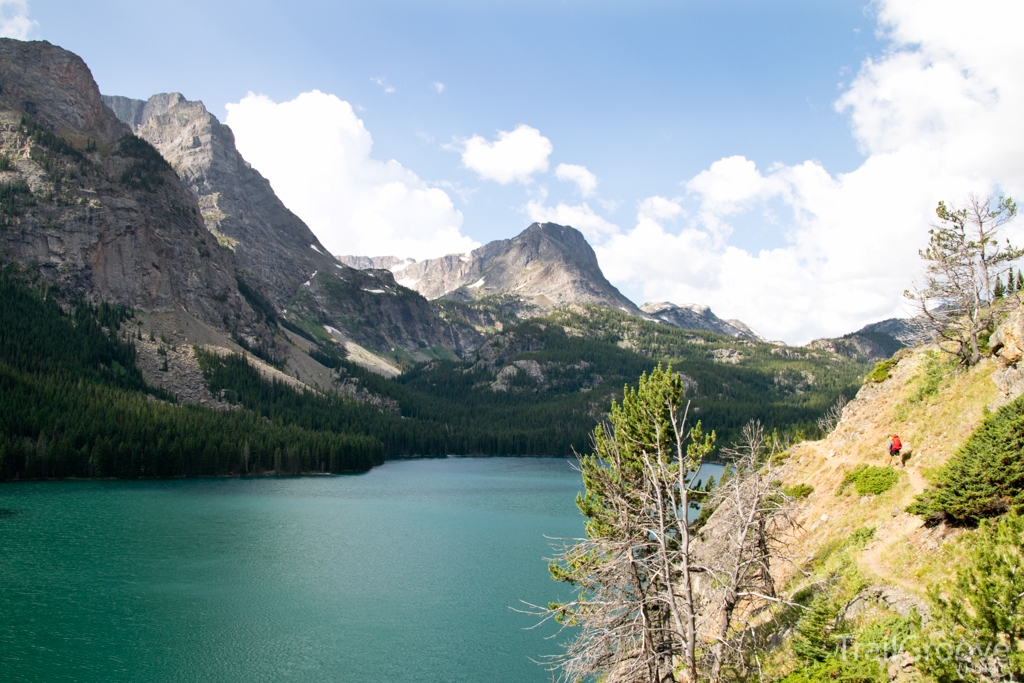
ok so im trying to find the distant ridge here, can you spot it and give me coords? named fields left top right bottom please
left=640, top=301, right=765, bottom=340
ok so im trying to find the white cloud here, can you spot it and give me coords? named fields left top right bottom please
left=432, top=81, right=445, bottom=94
left=225, top=91, right=478, bottom=260
left=525, top=199, right=620, bottom=243
left=461, top=124, right=552, bottom=184
left=555, top=163, right=598, bottom=197
left=0, top=0, right=37, bottom=39
left=590, top=0, right=1024, bottom=344
left=370, top=77, right=395, bottom=94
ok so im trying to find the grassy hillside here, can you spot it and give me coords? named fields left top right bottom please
left=737, top=340, right=1024, bottom=682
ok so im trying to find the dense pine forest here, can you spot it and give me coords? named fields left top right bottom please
left=0, top=268, right=382, bottom=480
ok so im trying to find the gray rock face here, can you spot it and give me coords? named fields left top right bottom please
left=340, top=222, right=643, bottom=317
left=0, top=40, right=124, bottom=145
left=640, top=301, right=764, bottom=340
left=0, top=39, right=266, bottom=345
left=102, top=92, right=466, bottom=359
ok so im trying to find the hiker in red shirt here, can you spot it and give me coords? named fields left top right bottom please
left=888, top=434, right=903, bottom=467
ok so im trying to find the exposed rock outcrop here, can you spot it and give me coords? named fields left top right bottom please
left=989, top=304, right=1024, bottom=404
left=640, top=301, right=763, bottom=340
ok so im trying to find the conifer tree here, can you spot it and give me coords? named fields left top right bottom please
left=994, top=275, right=1006, bottom=299
left=927, top=512, right=1024, bottom=680
left=1007, top=267, right=1016, bottom=294
left=1017, top=270, right=1023, bottom=293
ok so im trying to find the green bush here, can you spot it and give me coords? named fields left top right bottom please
left=840, top=464, right=899, bottom=496
left=784, top=483, right=815, bottom=499
left=909, top=393, right=1024, bottom=524
left=865, top=357, right=898, bottom=384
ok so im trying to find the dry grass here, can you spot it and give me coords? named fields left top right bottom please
left=775, top=345, right=1001, bottom=599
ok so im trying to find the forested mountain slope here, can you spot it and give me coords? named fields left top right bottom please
left=0, top=268, right=382, bottom=480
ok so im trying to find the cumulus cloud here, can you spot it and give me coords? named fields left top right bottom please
left=461, top=125, right=552, bottom=184
left=0, top=0, right=37, bottom=39
left=225, top=91, right=478, bottom=260
left=525, top=199, right=620, bottom=243
left=555, top=163, right=598, bottom=197
left=590, top=0, right=1024, bottom=344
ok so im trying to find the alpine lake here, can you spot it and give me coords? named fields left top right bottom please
left=0, top=457, right=723, bottom=682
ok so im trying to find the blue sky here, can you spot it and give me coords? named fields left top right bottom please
left=9, top=0, right=1024, bottom=342
left=31, top=0, right=879, bottom=242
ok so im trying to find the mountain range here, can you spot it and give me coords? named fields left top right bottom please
left=0, top=37, right=909, bottom=471
left=338, top=228, right=772, bottom=341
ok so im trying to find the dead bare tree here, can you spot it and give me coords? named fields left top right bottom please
left=815, top=396, right=847, bottom=436
left=692, top=421, right=802, bottom=683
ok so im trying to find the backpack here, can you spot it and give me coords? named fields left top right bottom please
left=892, top=435, right=902, bottom=450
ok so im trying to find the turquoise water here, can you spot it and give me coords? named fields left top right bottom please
left=0, top=458, right=586, bottom=683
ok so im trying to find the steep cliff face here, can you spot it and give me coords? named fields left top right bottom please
left=640, top=301, right=764, bottom=340
left=102, top=92, right=468, bottom=359
left=0, top=40, right=265, bottom=345
left=340, top=222, right=643, bottom=317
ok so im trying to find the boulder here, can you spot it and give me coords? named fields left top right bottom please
left=989, top=306, right=1024, bottom=366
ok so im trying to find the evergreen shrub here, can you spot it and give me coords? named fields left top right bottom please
left=865, top=358, right=898, bottom=384
left=909, top=393, right=1024, bottom=524
left=840, top=465, right=899, bottom=496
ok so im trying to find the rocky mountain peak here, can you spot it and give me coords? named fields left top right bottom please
left=0, top=40, right=268, bottom=347
left=102, top=90, right=473, bottom=361
left=101, top=91, right=339, bottom=305
left=0, top=39, right=126, bottom=145
left=340, top=222, right=643, bottom=318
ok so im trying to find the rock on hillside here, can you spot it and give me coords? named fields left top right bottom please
left=0, top=39, right=266, bottom=345
left=640, top=301, right=763, bottom=340
left=339, top=222, right=644, bottom=318
left=102, top=92, right=469, bottom=359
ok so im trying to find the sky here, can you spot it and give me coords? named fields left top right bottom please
left=5, top=0, right=1024, bottom=344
